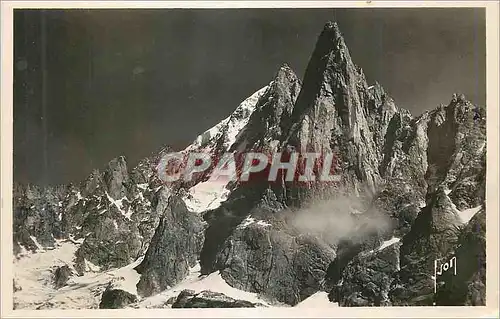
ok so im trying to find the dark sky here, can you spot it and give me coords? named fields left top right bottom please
left=13, top=8, right=486, bottom=186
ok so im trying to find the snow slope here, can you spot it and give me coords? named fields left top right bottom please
left=183, top=179, right=231, bottom=213
left=294, top=292, right=339, bottom=308
left=14, top=240, right=277, bottom=310
left=185, top=85, right=269, bottom=153
left=458, top=205, right=483, bottom=224
left=13, top=240, right=141, bottom=310
left=378, top=237, right=401, bottom=251
left=180, top=86, right=270, bottom=214
left=136, top=264, right=271, bottom=308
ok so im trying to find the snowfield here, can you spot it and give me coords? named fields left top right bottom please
left=14, top=238, right=340, bottom=310
left=457, top=205, right=483, bottom=224
left=136, top=264, right=271, bottom=308
left=182, top=179, right=231, bottom=213
left=378, top=237, right=401, bottom=251
left=446, top=191, right=483, bottom=224
left=294, top=292, right=339, bottom=308
left=13, top=240, right=141, bottom=310
left=13, top=239, right=276, bottom=310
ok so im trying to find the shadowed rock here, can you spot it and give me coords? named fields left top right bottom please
left=172, top=289, right=263, bottom=308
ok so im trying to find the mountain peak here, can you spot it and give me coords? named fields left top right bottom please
left=313, top=21, right=349, bottom=61
left=278, top=62, right=292, bottom=71
left=273, top=63, right=300, bottom=87
left=323, top=21, right=342, bottom=38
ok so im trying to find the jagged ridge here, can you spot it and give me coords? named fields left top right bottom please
left=12, top=20, right=486, bottom=309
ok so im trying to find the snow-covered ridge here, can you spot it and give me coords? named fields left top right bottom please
left=458, top=205, right=483, bottom=224
left=185, top=85, right=270, bottom=153
left=179, top=85, right=270, bottom=214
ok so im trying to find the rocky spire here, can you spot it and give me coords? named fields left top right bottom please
left=230, top=63, right=302, bottom=152
left=283, top=21, right=383, bottom=194
left=288, top=21, right=353, bottom=120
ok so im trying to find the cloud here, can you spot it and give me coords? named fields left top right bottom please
left=289, top=192, right=390, bottom=245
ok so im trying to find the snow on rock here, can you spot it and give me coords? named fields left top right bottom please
left=29, top=236, right=44, bottom=252
left=83, top=259, right=101, bottom=273
left=351, top=208, right=364, bottom=215
left=68, top=234, right=84, bottom=244
left=16, top=243, right=31, bottom=258
left=458, top=205, right=483, bottom=224
left=138, top=264, right=269, bottom=308
left=182, top=179, right=231, bottom=213
left=366, top=237, right=401, bottom=255
left=377, top=237, right=401, bottom=251
left=176, top=86, right=271, bottom=215
left=107, top=257, right=143, bottom=296
left=185, top=85, right=269, bottom=152
left=187, top=121, right=227, bottom=152
left=294, top=291, right=338, bottom=308
left=105, top=192, right=132, bottom=220
left=446, top=192, right=482, bottom=224
left=237, top=216, right=272, bottom=229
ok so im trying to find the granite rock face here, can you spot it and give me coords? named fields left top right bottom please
left=171, top=289, right=262, bottom=308
left=230, top=64, right=302, bottom=154
left=99, top=285, right=138, bottom=309
left=134, top=195, right=206, bottom=297
left=434, top=208, right=486, bottom=306
left=13, top=184, right=67, bottom=253
left=53, top=265, right=74, bottom=289
left=214, top=214, right=336, bottom=305
left=331, top=240, right=402, bottom=306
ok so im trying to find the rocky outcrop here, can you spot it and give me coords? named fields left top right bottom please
left=283, top=22, right=386, bottom=197
left=71, top=156, right=168, bottom=271
left=197, top=21, right=487, bottom=308
left=171, top=289, right=262, bottom=308
left=135, top=195, right=206, bottom=297
left=13, top=149, right=170, bottom=272
left=99, top=285, right=138, bottom=309
left=197, top=66, right=304, bottom=277
left=13, top=279, right=22, bottom=292
left=389, top=187, right=463, bottom=306
left=13, top=183, right=67, bottom=253
left=434, top=208, right=486, bottom=306
left=387, top=96, right=486, bottom=306
left=331, top=239, right=401, bottom=306
left=53, top=265, right=74, bottom=289
left=230, top=64, right=302, bottom=154
left=214, top=214, right=335, bottom=306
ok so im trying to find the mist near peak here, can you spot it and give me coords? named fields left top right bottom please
left=287, top=192, right=391, bottom=246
